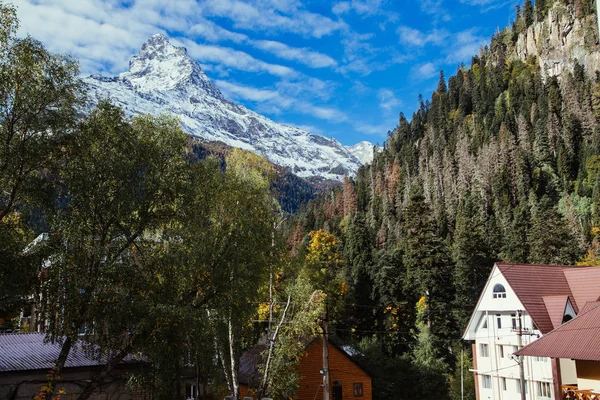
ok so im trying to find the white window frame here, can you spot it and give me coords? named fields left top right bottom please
left=538, top=381, right=551, bottom=398
left=479, top=343, right=489, bottom=357
left=482, top=375, right=492, bottom=389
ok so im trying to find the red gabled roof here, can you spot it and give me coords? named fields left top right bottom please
left=543, top=295, right=569, bottom=330
left=497, top=263, right=579, bottom=334
left=516, top=302, right=600, bottom=361
left=563, top=268, right=600, bottom=310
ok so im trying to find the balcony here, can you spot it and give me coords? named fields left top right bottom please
left=562, top=385, right=600, bottom=400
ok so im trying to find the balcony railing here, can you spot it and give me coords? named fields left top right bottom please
left=562, top=385, right=600, bottom=400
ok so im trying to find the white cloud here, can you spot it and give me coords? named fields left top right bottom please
left=332, top=0, right=382, bottom=15
left=377, top=89, right=401, bottom=111
left=189, top=20, right=248, bottom=43
left=213, top=80, right=347, bottom=123
left=199, top=0, right=347, bottom=38
left=459, top=0, right=513, bottom=11
left=177, top=39, right=298, bottom=78
left=17, top=0, right=342, bottom=77
left=215, top=80, right=281, bottom=102
left=445, top=29, right=488, bottom=64
left=253, top=40, right=337, bottom=68
left=354, top=120, right=395, bottom=136
left=413, top=62, right=438, bottom=80
left=397, top=26, right=448, bottom=47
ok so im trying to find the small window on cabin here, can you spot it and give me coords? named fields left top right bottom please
left=496, top=314, right=502, bottom=329
left=354, top=383, right=363, bottom=397
left=493, top=284, right=506, bottom=298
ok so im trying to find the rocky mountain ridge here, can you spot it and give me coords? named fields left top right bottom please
left=512, top=2, right=600, bottom=78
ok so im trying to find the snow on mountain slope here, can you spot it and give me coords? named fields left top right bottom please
left=346, top=141, right=374, bottom=165
left=84, top=34, right=368, bottom=180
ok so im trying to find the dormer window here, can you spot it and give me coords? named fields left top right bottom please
left=493, top=284, right=506, bottom=298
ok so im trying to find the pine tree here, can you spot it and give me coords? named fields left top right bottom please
left=453, top=195, right=495, bottom=328
left=528, top=199, right=580, bottom=264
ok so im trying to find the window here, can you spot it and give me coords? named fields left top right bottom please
left=493, top=284, right=506, bottom=298
left=479, top=343, right=489, bottom=357
left=535, top=356, right=548, bottom=362
left=538, top=381, right=551, bottom=397
left=516, top=379, right=528, bottom=394
left=511, top=314, right=518, bottom=330
left=482, top=375, right=492, bottom=389
left=353, top=383, right=363, bottom=397
left=498, top=345, right=504, bottom=358
left=481, top=318, right=488, bottom=329
left=502, top=377, right=507, bottom=391
left=496, top=314, right=502, bottom=329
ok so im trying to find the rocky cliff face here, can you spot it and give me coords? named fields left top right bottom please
left=84, top=34, right=367, bottom=181
left=513, top=3, right=600, bottom=78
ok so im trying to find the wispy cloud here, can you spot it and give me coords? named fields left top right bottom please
left=178, top=38, right=298, bottom=78
left=215, top=79, right=347, bottom=123
left=418, top=0, right=452, bottom=22
left=377, top=89, right=401, bottom=112
left=199, top=0, right=347, bottom=38
left=332, top=0, right=383, bottom=16
left=460, top=0, right=514, bottom=12
left=397, top=26, right=448, bottom=47
left=444, top=29, right=487, bottom=63
left=412, top=62, right=438, bottom=80
left=354, top=120, right=395, bottom=136
left=253, top=40, right=337, bottom=68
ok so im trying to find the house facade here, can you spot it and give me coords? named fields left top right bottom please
left=517, top=301, right=600, bottom=399
left=0, top=332, right=147, bottom=400
left=461, top=263, right=600, bottom=400
left=240, top=339, right=372, bottom=400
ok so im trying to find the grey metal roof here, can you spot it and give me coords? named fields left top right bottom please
left=0, top=333, right=140, bottom=372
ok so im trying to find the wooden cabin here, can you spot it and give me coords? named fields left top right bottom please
left=240, top=339, right=372, bottom=400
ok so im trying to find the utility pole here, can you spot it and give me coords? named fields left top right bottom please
left=461, top=347, right=464, bottom=400
left=517, top=310, right=526, bottom=400
left=322, top=309, right=330, bottom=400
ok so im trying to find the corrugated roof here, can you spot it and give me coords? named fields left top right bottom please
left=580, top=301, right=600, bottom=314
left=542, top=295, right=569, bottom=330
left=563, top=268, right=600, bottom=311
left=0, top=333, right=140, bottom=372
left=497, top=263, right=579, bottom=334
left=239, top=343, right=266, bottom=385
left=516, top=302, right=600, bottom=361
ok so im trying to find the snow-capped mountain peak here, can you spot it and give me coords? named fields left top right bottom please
left=85, top=34, right=370, bottom=181
left=123, top=34, right=224, bottom=99
left=346, top=141, right=375, bottom=165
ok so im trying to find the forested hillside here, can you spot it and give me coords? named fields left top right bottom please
left=286, top=0, right=600, bottom=398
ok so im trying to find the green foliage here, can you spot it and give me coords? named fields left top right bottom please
left=0, top=2, right=81, bottom=321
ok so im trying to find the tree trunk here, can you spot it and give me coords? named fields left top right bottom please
left=44, top=336, right=73, bottom=400
left=258, top=294, right=291, bottom=399
left=228, top=312, right=240, bottom=400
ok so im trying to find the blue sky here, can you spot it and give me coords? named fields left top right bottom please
left=18, top=0, right=518, bottom=146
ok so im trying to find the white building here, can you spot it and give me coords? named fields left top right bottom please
left=462, top=263, right=600, bottom=400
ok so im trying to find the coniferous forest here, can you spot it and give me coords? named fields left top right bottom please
left=285, top=0, right=600, bottom=398
left=1, top=0, right=600, bottom=400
